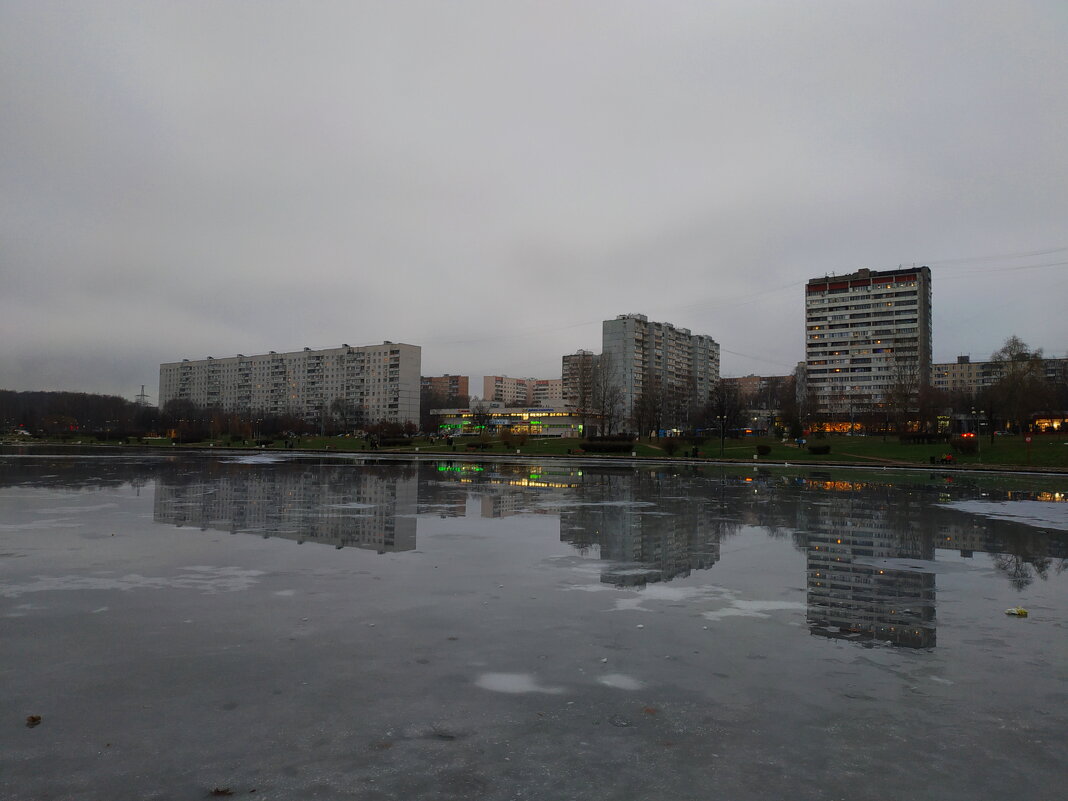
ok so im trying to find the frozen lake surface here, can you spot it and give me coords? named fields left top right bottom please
left=1, top=452, right=1066, bottom=800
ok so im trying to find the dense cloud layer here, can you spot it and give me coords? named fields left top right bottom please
left=2, top=1, right=1066, bottom=396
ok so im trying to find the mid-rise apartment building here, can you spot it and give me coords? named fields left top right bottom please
left=562, top=350, right=598, bottom=410
left=805, top=266, right=932, bottom=415
left=602, top=314, right=720, bottom=428
left=421, top=374, right=470, bottom=402
left=159, top=341, right=420, bottom=426
left=483, top=376, right=564, bottom=407
left=931, top=356, right=999, bottom=396
left=932, top=354, right=1068, bottom=397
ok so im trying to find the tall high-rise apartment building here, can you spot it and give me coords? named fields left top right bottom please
left=159, top=341, right=421, bottom=426
left=601, top=314, right=720, bottom=428
left=805, top=266, right=932, bottom=415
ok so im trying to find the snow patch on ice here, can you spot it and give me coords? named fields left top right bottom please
left=475, top=673, right=565, bottom=694
left=610, top=584, right=732, bottom=612
left=703, top=600, right=806, bottom=622
left=227, top=454, right=288, bottom=464
left=597, top=673, right=643, bottom=691
left=937, top=500, right=1068, bottom=531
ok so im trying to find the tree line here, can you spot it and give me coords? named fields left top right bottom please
left=0, top=390, right=156, bottom=439
left=0, top=390, right=425, bottom=443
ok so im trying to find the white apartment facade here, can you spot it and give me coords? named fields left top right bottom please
left=602, top=314, right=720, bottom=428
left=483, top=375, right=563, bottom=406
left=159, top=341, right=421, bottom=426
left=805, top=266, right=932, bottom=415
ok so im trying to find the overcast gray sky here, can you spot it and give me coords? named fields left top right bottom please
left=3, top=0, right=1066, bottom=399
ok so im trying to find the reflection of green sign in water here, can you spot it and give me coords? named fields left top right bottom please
left=436, top=463, right=484, bottom=473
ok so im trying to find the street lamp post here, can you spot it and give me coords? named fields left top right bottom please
left=718, top=415, right=726, bottom=457
left=971, top=407, right=983, bottom=459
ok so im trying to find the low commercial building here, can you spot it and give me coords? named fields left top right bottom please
left=431, top=403, right=586, bottom=437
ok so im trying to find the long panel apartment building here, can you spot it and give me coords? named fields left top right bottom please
left=602, top=314, right=720, bottom=428
left=805, top=267, right=932, bottom=415
left=159, top=341, right=421, bottom=426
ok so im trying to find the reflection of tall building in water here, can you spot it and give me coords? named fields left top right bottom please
left=425, top=463, right=725, bottom=584
left=560, top=472, right=724, bottom=586
left=154, top=464, right=418, bottom=552
left=801, top=493, right=936, bottom=648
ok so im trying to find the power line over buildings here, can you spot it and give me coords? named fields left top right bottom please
left=805, top=267, right=932, bottom=416
left=159, top=342, right=421, bottom=427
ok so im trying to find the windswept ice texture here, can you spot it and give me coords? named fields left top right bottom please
left=2, top=454, right=1066, bottom=801
left=0, top=566, right=264, bottom=597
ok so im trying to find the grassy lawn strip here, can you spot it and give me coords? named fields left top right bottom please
left=24, top=433, right=1067, bottom=470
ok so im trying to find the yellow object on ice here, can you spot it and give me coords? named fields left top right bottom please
left=1004, top=607, right=1029, bottom=617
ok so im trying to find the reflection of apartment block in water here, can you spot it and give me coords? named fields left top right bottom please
left=802, top=497, right=936, bottom=648
left=936, top=518, right=1068, bottom=560
left=480, top=490, right=526, bottom=519
left=154, top=466, right=418, bottom=552
left=560, top=474, right=722, bottom=586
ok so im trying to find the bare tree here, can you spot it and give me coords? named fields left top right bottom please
left=419, top=388, right=447, bottom=433
left=590, top=352, right=624, bottom=435
left=469, top=397, right=493, bottom=438
left=631, top=376, right=663, bottom=437
left=984, top=335, right=1050, bottom=433
left=701, top=380, right=745, bottom=453
left=885, top=355, right=921, bottom=433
